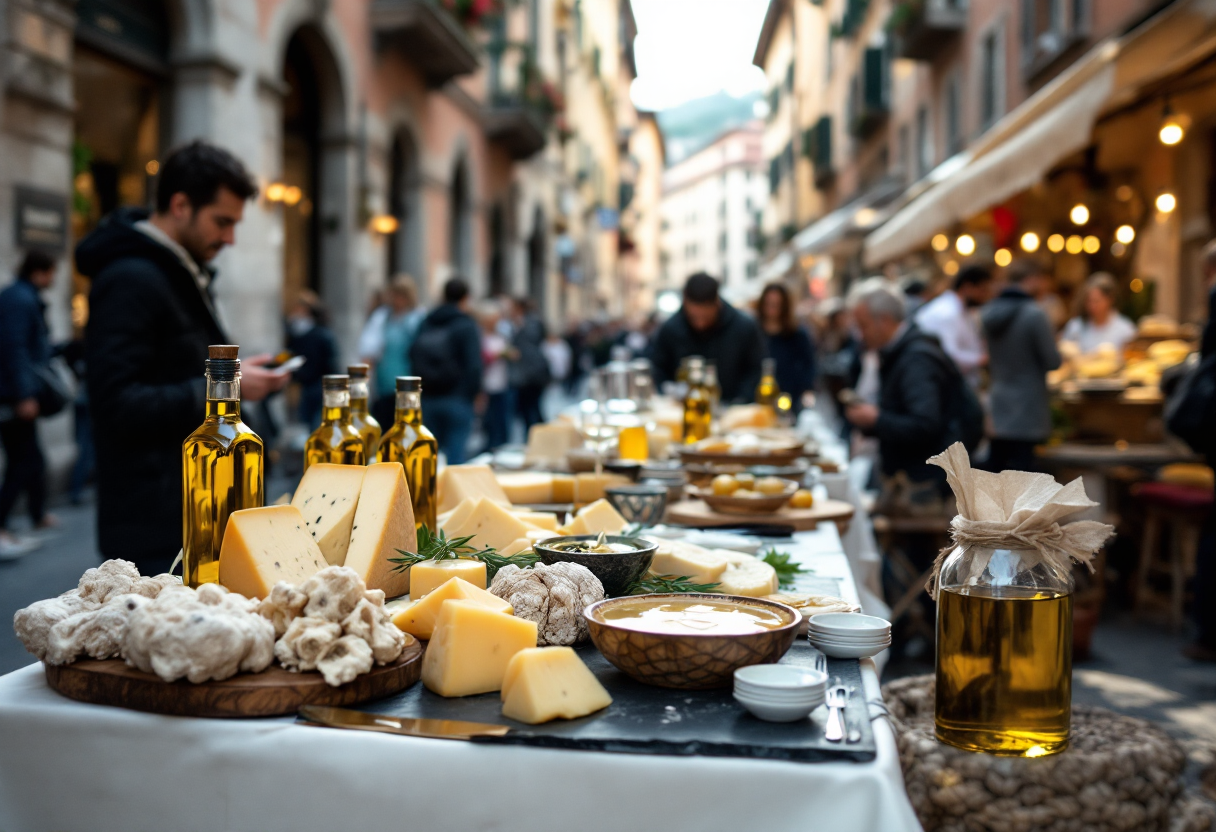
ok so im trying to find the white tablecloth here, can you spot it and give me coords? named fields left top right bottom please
left=0, top=526, right=922, bottom=832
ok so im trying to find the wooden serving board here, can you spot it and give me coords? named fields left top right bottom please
left=44, top=638, right=424, bottom=718
left=666, top=498, right=854, bottom=533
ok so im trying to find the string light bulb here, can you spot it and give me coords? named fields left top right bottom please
left=370, top=214, right=400, bottom=235
left=1020, top=231, right=1041, bottom=252
left=1156, top=192, right=1177, bottom=213
left=1047, top=234, right=1065, bottom=253
left=931, top=233, right=949, bottom=252
left=1070, top=204, right=1090, bottom=225
left=1065, top=235, right=1084, bottom=254
left=994, top=248, right=1012, bottom=267
left=1115, top=225, right=1135, bottom=244
left=955, top=234, right=976, bottom=256
left=1159, top=103, right=1188, bottom=146
left=1082, top=236, right=1101, bottom=254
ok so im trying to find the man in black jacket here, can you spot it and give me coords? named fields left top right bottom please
left=844, top=278, right=953, bottom=488
left=76, top=141, right=287, bottom=573
left=409, top=278, right=483, bottom=464
left=651, top=273, right=767, bottom=403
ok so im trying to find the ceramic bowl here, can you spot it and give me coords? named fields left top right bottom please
left=807, top=631, right=892, bottom=645
left=809, top=638, right=891, bottom=659
left=690, top=481, right=797, bottom=515
left=807, top=613, right=892, bottom=636
left=604, top=484, right=669, bottom=527
left=535, top=535, right=658, bottom=598
left=734, top=664, right=827, bottom=691
left=585, top=593, right=801, bottom=690
left=733, top=690, right=821, bottom=722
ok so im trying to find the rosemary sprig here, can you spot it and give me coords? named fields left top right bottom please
left=626, top=574, right=722, bottom=595
left=390, top=526, right=537, bottom=580
left=761, top=546, right=811, bottom=589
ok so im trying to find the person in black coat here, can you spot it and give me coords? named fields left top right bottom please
left=507, top=297, right=551, bottom=432
left=651, top=273, right=767, bottom=403
left=75, top=141, right=287, bottom=574
left=757, top=282, right=816, bottom=413
left=285, top=290, right=339, bottom=427
left=844, top=279, right=953, bottom=487
left=409, top=278, right=483, bottom=464
left=0, top=251, right=57, bottom=556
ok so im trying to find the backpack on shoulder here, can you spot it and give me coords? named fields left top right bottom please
left=410, top=325, right=461, bottom=395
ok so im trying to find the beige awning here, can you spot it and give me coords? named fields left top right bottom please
left=863, top=0, right=1216, bottom=267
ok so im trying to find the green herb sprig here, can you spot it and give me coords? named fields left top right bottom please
left=626, top=574, right=722, bottom=595
left=391, top=526, right=538, bottom=580
left=761, top=546, right=811, bottom=589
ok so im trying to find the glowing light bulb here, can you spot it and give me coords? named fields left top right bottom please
left=994, top=248, right=1012, bottom=267
left=1020, top=232, right=1040, bottom=252
left=1069, top=204, right=1089, bottom=225
left=1130, top=278, right=1144, bottom=293
left=1065, top=235, right=1084, bottom=254
left=943, top=260, right=959, bottom=276
left=1156, top=192, right=1176, bottom=213
left=955, top=234, right=976, bottom=256
left=1046, top=234, right=1065, bottom=253
left=1082, top=236, right=1100, bottom=254
left=1115, top=225, right=1135, bottom=244
left=931, top=233, right=949, bottom=252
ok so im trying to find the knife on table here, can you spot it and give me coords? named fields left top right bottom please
left=299, top=705, right=510, bottom=740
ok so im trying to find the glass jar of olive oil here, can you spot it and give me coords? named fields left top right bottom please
left=303, top=375, right=365, bottom=471
left=935, top=545, right=1073, bottom=757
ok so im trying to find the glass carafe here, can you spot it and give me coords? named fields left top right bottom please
left=935, top=545, right=1073, bottom=757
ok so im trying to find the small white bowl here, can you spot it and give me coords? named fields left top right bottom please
left=808, top=612, right=892, bottom=636
left=733, top=682, right=825, bottom=701
left=810, top=638, right=891, bottom=659
left=734, top=665, right=828, bottom=690
left=733, top=691, right=822, bottom=722
left=807, top=629, right=891, bottom=645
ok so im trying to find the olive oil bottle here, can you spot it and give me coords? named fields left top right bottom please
left=682, top=361, right=712, bottom=444
left=755, top=357, right=779, bottom=407
left=347, top=363, right=381, bottom=459
left=304, top=375, right=365, bottom=471
left=704, top=361, right=721, bottom=417
left=182, top=345, right=264, bottom=588
left=377, top=376, right=438, bottom=531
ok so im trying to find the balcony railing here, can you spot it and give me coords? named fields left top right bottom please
left=887, top=0, right=967, bottom=62
left=370, top=0, right=480, bottom=88
left=483, top=36, right=555, bottom=159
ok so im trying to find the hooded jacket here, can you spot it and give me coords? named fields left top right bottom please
left=651, top=301, right=768, bottom=403
left=981, top=286, right=1061, bottom=442
left=76, top=208, right=226, bottom=569
left=409, top=303, right=483, bottom=401
left=871, top=323, right=953, bottom=483
left=0, top=277, right=51, bottom=404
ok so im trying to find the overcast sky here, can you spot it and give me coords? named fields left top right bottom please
left=629, top=0, right=770, bottom=112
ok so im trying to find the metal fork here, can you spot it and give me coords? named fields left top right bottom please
left=807, top=642, right=828, bottom=676
left=823, top=683, right=848, bottom=742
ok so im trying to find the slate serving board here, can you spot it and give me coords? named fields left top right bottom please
left=344, top=639, right=877, bottom=763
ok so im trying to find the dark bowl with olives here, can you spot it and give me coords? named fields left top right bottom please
left=533, top=535, right=658, bottom=597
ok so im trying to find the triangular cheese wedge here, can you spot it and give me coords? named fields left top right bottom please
left=345, top=463, right=416, bottom=598
left=290, top=463, right=366, bottom=566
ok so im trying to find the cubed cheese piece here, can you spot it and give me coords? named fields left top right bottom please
left=498, top=472, right=554, bottom=505
left=219, top=506, right=329, bottom=599
left=501, top=647, right=613, bottom=724
left=410, top=559, right=487, bottom=598
left=523, top=423, right=583, bottom=464
left=717, top=558, right=779, bottom=596
left=344, top=462, right=416, bottom=599
left=437, top=465, right=509, bottom=515
left=290, top=463, right=366, bottom=566
left=511, top=510, right=559, bottom=531
left=649, top=541, right=730, bottom=584
left=442, top=497, right=532, bottom=552
left=572, top=499, right=627, bottom=535
left=551, top=474, right=575, bottom=503
left=392, top=577, right=512, bottom=639
left=421, top=600, right=538, bottom=697
left=574, top=473, right=628, bottom=504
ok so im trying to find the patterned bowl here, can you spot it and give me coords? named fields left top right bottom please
left=584, top=593, right=801, bottom=689
left=534, top=535, right=657, bottom=598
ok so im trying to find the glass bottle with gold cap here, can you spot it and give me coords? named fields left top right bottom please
left=682, top=360, right=712, bottom=444
left=346, top=363, right=381, bottom=459
left=182, top=345, right=264, bottom=588
left=703, top=361, right=722, bottom=417
left=377, top=376, right=438, bottom=532
left=303, top=375, right=365, bottom=471
left=755, top=357, right=779, bottom=406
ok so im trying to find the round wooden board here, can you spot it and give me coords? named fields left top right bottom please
left=678, top=447, right=807, bottom=467
left=666, top=497, right=854, bottom=532
left=44, top=638, right=424, bottom=718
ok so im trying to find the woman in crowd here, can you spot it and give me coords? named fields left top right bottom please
left=1060, top=272, right=1137, bottom=355
left=756, top=282, right=816, bottom=412
left=366, top=275, right=424, bottom=428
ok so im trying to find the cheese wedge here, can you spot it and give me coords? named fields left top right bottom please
left=500, top=539, right=534, bottom=557
left=717, top=558, right=779, bottom=596
left=290, top=463, right=366, bottom=566
left=439, top=498, right=479, bottom=534
left=345, top=462, right=416, bottom=599
left=442, top=497, right=532, bottom=552
left=422, top=600, right=538, bottom=697
left=523, top=422, right=583, bottom=464
left=437, top=465, right=509, bottom=514
left=219, top=505, right=328, bottom=599
left=392, top=577, right=512, bottom=639
left=501, top=647, right=613, bottom=724
left=409, top=558, right=487, bottom=597
left=649, top=541, right=730, bottom=585
left=551, top=474, right=575, bottom=503
left=511, top=510, right=559, bottom=531
left=498, top=472, right=554, bottom=504
left=574, top=473, right=629, bottom=504
left=573, top=499, right=627, bottom=535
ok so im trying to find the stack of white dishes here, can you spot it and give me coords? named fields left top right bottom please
left=807, top=613, right=892, bottom=658
left=732, top=665, right=828, bottom=722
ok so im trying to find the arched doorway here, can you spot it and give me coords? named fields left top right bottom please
left=449, top=156, right=472, bottom=280
left=280, top=25, right=348, bottom=323
left=387, top=129, right=423, bottom=283
left=488, top=203, right=506, bottom=297
left=527, top=206, right=546, bottom=309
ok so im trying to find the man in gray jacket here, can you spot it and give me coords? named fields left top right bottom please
left=981, top=259, right=1062, bottom=472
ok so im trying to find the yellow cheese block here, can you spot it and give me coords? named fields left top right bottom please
left=421, top=600, right=538, bottom=697
left=572, top=499, right=627, bottom=535
left=500, top=539, right=533, bottom=557
left=551, top=474, right=575, bottom=504
left=392, top=577, right=512, bottom=639
left=512, top=510, right=559, bottom=531
left=410, top=559, right=487, bottom=598
left=649, top=541, right=730, bottom=585
left=442, top=497, right=532, bottom=552
left=501, top=647, right=613, bottom=724
left=439, top=498, right=479, bottom=534
left=437, top=465, right=510, bottom=515
left=219, top=505, right=329, bottom=599
left=523, top=422, right=583, bottom=464
left=574, top=473, right=629, bottom=504
left=345, top=462, right=416, bottom=599
left=290, top=463, right=366, bottom=566
left=498, top=472, right=554, bottom=504
left=716, top=557, right=779, bottom=596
